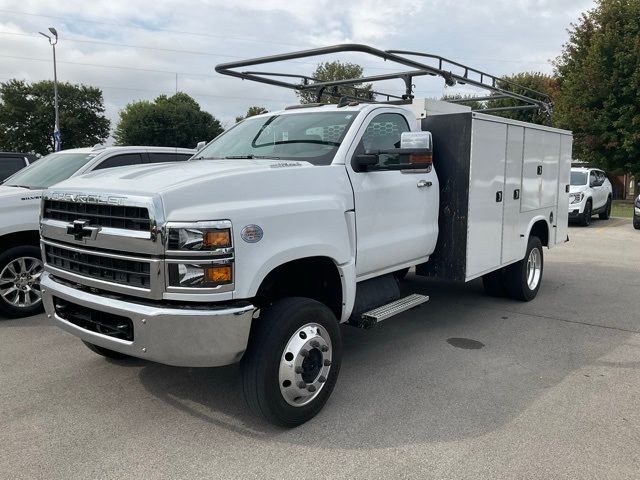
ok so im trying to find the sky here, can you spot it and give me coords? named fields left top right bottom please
left=0, top=0, right=595, bottom=139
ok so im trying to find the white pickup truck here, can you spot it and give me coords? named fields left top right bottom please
left=39, top=45, right=572, bottom=426
left=0, top=146, right=195, bottom=318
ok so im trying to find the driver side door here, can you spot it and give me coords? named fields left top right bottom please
left=346, top=110, right=439, bottom=279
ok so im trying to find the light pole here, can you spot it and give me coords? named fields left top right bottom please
left=39, top=27, right=60, bottom=151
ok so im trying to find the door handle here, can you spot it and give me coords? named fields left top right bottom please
left=496, top=191, right=503, bottom=202
left=417, top=180, right=432, bottom=188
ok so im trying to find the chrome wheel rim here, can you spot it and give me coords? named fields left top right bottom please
left=526, top=248, right=542, bottom=291
left=279, top=323, right=332, bottom=407
left=0, top=256, right=44, bottom=308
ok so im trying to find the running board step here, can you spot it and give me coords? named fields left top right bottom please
left=361, top=293, right=429, bottom=328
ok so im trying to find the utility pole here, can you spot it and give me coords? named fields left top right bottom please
left=39, top=27, right=60, bottom=151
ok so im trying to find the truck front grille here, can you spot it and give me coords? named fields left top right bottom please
left=43, top=200, right=151, bottom=231
left=53, top=296, right=134, bottom=341
left=45, top=244, right=151, bottom=289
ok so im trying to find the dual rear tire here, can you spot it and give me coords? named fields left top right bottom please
left=482, top=236, right=543, bottom=302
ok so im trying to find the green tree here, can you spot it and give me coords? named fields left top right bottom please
left=297, top=61, right=373, bottom=104
left=0, top=79, right=110, bottom=154
left=114, top=92, right=223, bottom=147
left=235, top=106, right=268, bottom=123
left=553, top=0, right=640, bottom=177
left=485, top=72, right=558, bottom=125
left=441, top=93, right=486, bottom=111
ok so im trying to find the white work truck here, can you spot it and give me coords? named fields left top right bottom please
left=40, top=45, right=572, bottom=426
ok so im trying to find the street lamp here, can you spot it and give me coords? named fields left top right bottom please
left=39, top=27, right=60, bottom=151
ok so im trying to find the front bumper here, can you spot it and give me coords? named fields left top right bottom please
left=41, top=272, right=255, bottom=367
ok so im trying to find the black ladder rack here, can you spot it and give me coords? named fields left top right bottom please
left=215, top=43, right=552, bottom=117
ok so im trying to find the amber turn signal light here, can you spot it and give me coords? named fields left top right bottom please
left=203, top=229, right=231, bottom=248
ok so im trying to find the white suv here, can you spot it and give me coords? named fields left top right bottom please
left=568, top=167, right=613, bottom=226
left=0, top=146, right=195, bottom=318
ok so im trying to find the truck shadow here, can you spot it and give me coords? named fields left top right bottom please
left=138, top=264, right=637, bottom=449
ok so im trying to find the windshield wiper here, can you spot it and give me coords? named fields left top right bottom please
left=224, top=155, right=280, bottom=160
left=4, top=184, right=32, bottom=189
left=192, top=156, right=225, bottom=160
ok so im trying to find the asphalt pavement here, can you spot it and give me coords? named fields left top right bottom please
left=1, top=217, right=639, bottom=479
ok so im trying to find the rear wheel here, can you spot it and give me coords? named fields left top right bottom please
left=579, top=200, right=592, bottom=226
left=0, top=246, right=44, bottom=318
left=82, top=341, right=131, bottom=359
left=505, top=236, right=543, bottom=302
left=599, top=197, right=612, bottom=220
left=241, top=297, right=342, bottom=427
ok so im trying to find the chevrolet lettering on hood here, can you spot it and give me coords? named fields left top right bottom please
left=45, top=191, right=127, bottom=206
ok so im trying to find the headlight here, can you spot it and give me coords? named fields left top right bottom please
left=570, top=192, right=584, bottom=204
left=168, top=262, right=233, bottom=288
left=167, top=221, right=232, bottom=251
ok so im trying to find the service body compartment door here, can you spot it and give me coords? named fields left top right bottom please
left=555, top=135, right=572, bottom=245
left=466, top=119, right=507, bottom=279
left=501, top=125, right=525, bottom=264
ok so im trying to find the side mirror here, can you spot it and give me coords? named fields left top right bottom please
left=196, top=141, right=206, bottom=151
left=355, top=154, right=378, bottom=168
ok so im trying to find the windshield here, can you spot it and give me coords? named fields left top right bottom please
left=570, top=171, right=588, bottom=186
left=195, top=112, right=358, bottom=165
left=2, top=152, right=96, bottom=189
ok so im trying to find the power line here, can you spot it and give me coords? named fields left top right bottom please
left=0, top=8, right=307, bottom=49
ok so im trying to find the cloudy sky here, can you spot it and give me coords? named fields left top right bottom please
left=0, top=0, right=594, bottom=136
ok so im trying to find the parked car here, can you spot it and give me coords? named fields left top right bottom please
left=0, top=145, right=195, bottom=318
left=0, top=152, right=38, bottom=181
left=568, top=167, right=612, bottom=226
left=634, top=195, right=640, bottom=230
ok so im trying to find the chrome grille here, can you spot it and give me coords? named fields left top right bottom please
left=43, top=200, right=151, bottom=231
left=44, top=243, right=151, bottom=289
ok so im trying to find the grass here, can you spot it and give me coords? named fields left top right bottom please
left=611, top=200, right=635, bottom=218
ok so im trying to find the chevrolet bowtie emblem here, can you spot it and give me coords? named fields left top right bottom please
left=66, top=220, right=100, bottom=241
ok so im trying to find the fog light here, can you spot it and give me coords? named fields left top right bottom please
left=204, top=265, right=232, bottom=283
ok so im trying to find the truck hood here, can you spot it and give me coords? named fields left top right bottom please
left=50, top=159, right=311, bottom=196
left=45, top=158, right=355, bottom=222
left=569, top=185, right=588, bottom=194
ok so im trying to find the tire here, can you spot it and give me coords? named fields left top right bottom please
left=82, top=341, right=131, bottom=359
left=482, top=269, right=507, bottom=297
left=579, top=200, right=592, bottom=226
left=505, top=236, right=544, bottom=302
left=241, top=297, right=342, bottom=427
left=634, top=217, right=640, bottom=230
left=393, top=267, right=410, bottom=282
left=599, top=197, right=612, bottom=220
left=0, top=245, right=44, bottom=318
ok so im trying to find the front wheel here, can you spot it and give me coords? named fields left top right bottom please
left=599, top=198, right=612, bottom=220
left=0, top=246, right=44, bottom=318
left=505, top=236, right=544, bottom=302
left=241, top=297, right=342, bottom=427
left=579, top=200, right=592, bottom=226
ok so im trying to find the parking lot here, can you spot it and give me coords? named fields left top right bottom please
left=1, top=218, right=638, bottom=480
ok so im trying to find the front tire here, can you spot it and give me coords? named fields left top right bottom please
left=241, top=297, right=342, bottom=427
left=634, top=216, right=640, bottom=230
left=599, top=197, right=612, bottom=220
left=579, top=200, right=592, bottom=226
left=0, top=246, right=44, bottom=318
left=505, top=236, right=544, bottom=302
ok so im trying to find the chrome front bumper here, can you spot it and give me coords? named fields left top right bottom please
left=41, top=272, right=255, bottom=367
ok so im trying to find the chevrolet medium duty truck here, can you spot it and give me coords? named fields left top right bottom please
left=40, top=45, right=572, bottom=426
